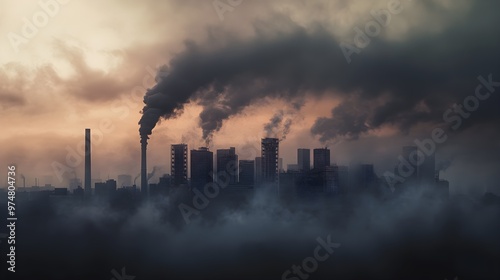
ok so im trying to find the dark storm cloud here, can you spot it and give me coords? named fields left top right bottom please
left=140, top=1, right=500, bottom=144
left=311, top=97, right=371, bottom=141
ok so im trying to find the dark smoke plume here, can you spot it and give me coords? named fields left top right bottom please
left=147, top=166, right=158, bottom=182
left=264, top=110, right=284, bottom=137
left=280, top=118, right=292, bottom=141
left=263, top=110, right=294, bottom=140
left=138, top=1, right=500, bottom=144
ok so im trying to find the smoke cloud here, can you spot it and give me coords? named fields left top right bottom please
left=138, top=1, right=500, bottom=146
left=264, top=110, right=284, bottom=138
left=263, top=109, right=296, bottom=140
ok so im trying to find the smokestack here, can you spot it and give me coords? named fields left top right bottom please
left=141, top=135, right=148, bottom=197
left=85, top=128, right=91, bottom=196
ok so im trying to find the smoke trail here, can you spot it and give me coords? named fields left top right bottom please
left=138, top=27, right=353, bottom=143
left=280, top=119, right=292, bottom=141
left=138, top=10, right=500, bottom=144
left=147, top=166, right=158, bottom=182
left=264, top=110, right=284, bottom=138
left=20, top=174, right=26, bottom=188
left=133, top=173, right=140, bottom=185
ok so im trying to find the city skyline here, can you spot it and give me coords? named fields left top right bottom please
left=15, top=129, right=449, bottom=201
left=1, top=1, right=500, bottom=197
left=1, top=1, right=500, bottom=278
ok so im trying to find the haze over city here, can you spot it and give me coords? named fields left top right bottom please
left=1, top=0, right=499, bottom=195
left=1, top=0, right=499, bottom=279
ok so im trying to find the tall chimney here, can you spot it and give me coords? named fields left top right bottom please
left=141, top=136, right=148, bottom=197
left=85, top=128, right=91, bottom=196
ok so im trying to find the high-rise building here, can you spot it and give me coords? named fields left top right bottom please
left=239, top=160, right=255, bottom=186
left=261, top=138, right=279, bottom=185
left=297, top=149, right=311, bottom=172
left=350, top=164, right=377, bottom=191
left=313, top=148, right=330, bottom=170
left=420, top=152, right=436, bottom=188
left=400, top=146, right=419, bottom=186
left=399, top=145, right=435, bottom=188
left=217, top=147, right=238, bottom=184
left=255, top=157, right=262, bottom=185
left=324, top=165, right=339, bottom=194
left=171, top=144, right=188, bottom=186
left=278, top=158, right=283, bottom=173
left=190, top=147, right=213, bottom=190
left=338, top=165, right=349, bottom=194
left=151, top=174, right=171, bottom=196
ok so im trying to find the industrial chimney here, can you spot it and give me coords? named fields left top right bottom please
left=85, top=128, right=91, bottom=196
left=141, top=135, right=148, bottom=197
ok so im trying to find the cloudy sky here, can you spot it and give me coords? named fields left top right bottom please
left=1, top=0, right=499, bottom=194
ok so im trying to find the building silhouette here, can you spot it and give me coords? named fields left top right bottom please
left=398, top=146, right=436, bottom=188
left=190, top=147, right=213, bottom=190
left=338, top=165, right=349, bottom=194
left=84, top=128, right=91, bottom=196
left=255, top=157, right=262, bottom=185
left=313, top=148, right=330, bottom=170
left=420, top=151, right=436, bottom=188
left=73, top=186, right=84, bottom=197
left=69, top=178, right=82, bottom=191
left=350, top=164, right=377, bottom=192
left=297, top=149, right=311, bottom=172
left=95, top=179, right=117, bottom=196
left=150, top=174, right=172, bottom=196
left=53, top=188, right=68, bottom=196
left=324, top=165, right=339, bottom=194
left=261, top=138, right=279, bottom=186
left=217, top=147, right=238, bottom=184
left=239, top=160, right=255, bottom=186
left=400, top=146, right=419, bottom=186
left=171, top=144, right=188, bottom=186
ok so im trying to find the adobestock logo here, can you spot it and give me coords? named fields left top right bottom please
left=50, top=64, right=166, bottom=184
left=282, top=234, right=340, bottom=280
left=7, top=0, right=71, bottom=54
left=340, top=0, right=408, bottom=64
left=383, top=74, right=500, bottom=190
left=212, top=0, right=243, bottom=21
